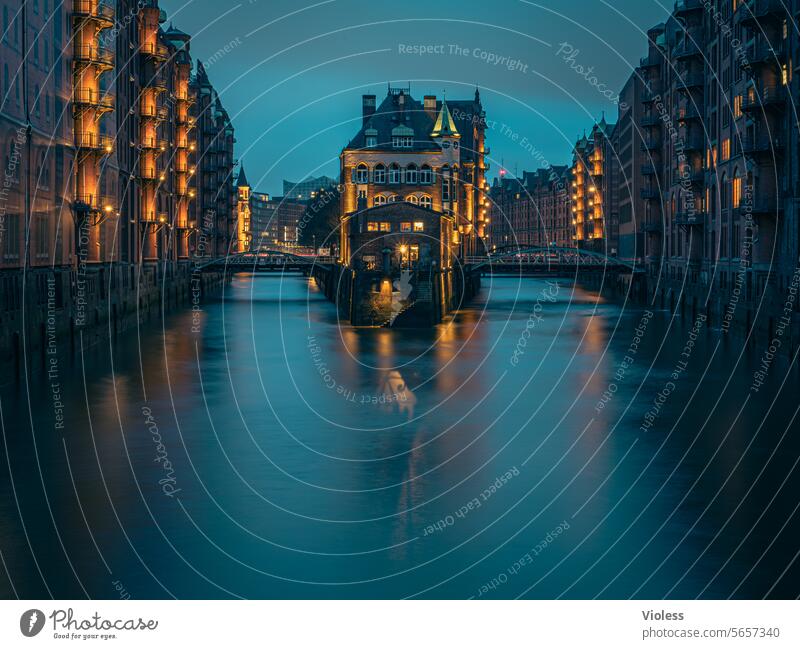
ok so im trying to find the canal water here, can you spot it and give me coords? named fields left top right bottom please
left=0, top=274, right=798, bottom=599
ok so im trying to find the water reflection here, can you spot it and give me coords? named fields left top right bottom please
left=0, top=274, right=798, bottom=599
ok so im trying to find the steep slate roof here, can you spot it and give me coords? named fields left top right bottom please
left=236, top=164, right=249, bottom=188
left=347, top=90, right=439, bottom=151
left=346, top=88, right=485, bottom=155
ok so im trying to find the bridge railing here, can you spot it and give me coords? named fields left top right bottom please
left=463, top=246, right=638, bottom=271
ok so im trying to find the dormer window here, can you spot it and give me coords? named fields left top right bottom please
left=392, top=136, right=413, bottom=148
left=391, top=124, right=414, bottom=149
left=366, top=135, right=377, bottom=147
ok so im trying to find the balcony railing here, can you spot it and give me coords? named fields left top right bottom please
left=141, top=41, right=169, bottom=61
left=72, top=0, right=114, bottom=26
left=140, top=136, right=168, bottom=151
left=140, top=104, right=168, bottom=120
left=73, top=88, right=113, bottom=111
left=75, top=131, right=114, bottom=152
left=143, top=73, right=168, bottom=92
left=676, top=103, right=703, bottom=122
left=73, top=45, right=114, bottom=69
left=735, top=0, right=787, bottom=26
left=675, top=71, right=704, bottom=91
left=740, top=84, right=786, bottom=111
left=744, top=40, right=786, bottom=67
left=741, top=134, right=784, bottom=156
left=673, top=33, right=704, bottom=60
left=680, top=131, right=705, bottom=152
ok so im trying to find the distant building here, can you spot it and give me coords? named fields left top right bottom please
left=283, top=176, right=338, bottom=202
left=248, top=197, right=306, bottom=249
left=488, top=168, right=571, bottom=250
left=236, top=166, right=251, bottom=252
left=570, top=116, right=618, bottom=255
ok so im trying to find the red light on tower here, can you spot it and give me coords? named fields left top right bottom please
left=499, top=168, right=507, bottom=177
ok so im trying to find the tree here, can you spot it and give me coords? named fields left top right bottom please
left=298, top=187, right=340, bottom=251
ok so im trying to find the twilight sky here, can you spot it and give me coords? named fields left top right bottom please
left=160, top=0, right=672, bottom=197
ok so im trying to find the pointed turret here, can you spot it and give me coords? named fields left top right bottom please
left=431, top=100, right=460, bottom=139
left=236, top=164, right=249, bottom=188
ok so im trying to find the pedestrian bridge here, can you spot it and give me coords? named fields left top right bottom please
left=199, top=250, right=336, bottom=273
left=465, top=246, right=640, bottom=275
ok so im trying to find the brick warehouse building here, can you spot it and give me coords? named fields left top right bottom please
left=487, top=0, right=800, bottom=349
left=0, top=0, right=236, bottom=371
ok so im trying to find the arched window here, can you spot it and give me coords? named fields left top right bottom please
left=420, top=165, right=432, bottom=184
left=373, top=164, right=386, bottom=184
left=355, top=163, right=368, bottom=184
left=406, top=164, right=418, bottom=184
left=389, top=163, right=401, bottom=184
left=374, top=194, right=387, bottom=206
left=420, top=195, right=432, bottom=209
left=732, top=167, right=742, bottom=208
left=388, top=194, right=399, bottom=202
left=406, top=195, right=419, bottom=204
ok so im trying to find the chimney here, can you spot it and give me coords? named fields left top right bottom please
left=362, top=95, right=376, bottom=126
left=424, top=95, right=437, bottom=121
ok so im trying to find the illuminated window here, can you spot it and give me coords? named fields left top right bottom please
left=732, top=173, right=742, bottom=208
left=721, top=138, right=730, bottom=161
left=379, top=222, right=391, bottom=232
left=420, top=195, right=432, bottom=209
left=734, top=94, right=742, bottom=118
left=367, top=222, right=378, bottom=232
left=406, top=195, right=419, bottom=204
left=413, top=221, right=424, bottom=232
left=400, top=222, right=412, bottom=232
left=374, top=195, right=387, bottom=206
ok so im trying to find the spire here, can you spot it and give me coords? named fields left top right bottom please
left=236, top=164, right=249, bottom=188
left=431, top=100, right=460, bottom=138
left=475, top=86, right=481, bottom=103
